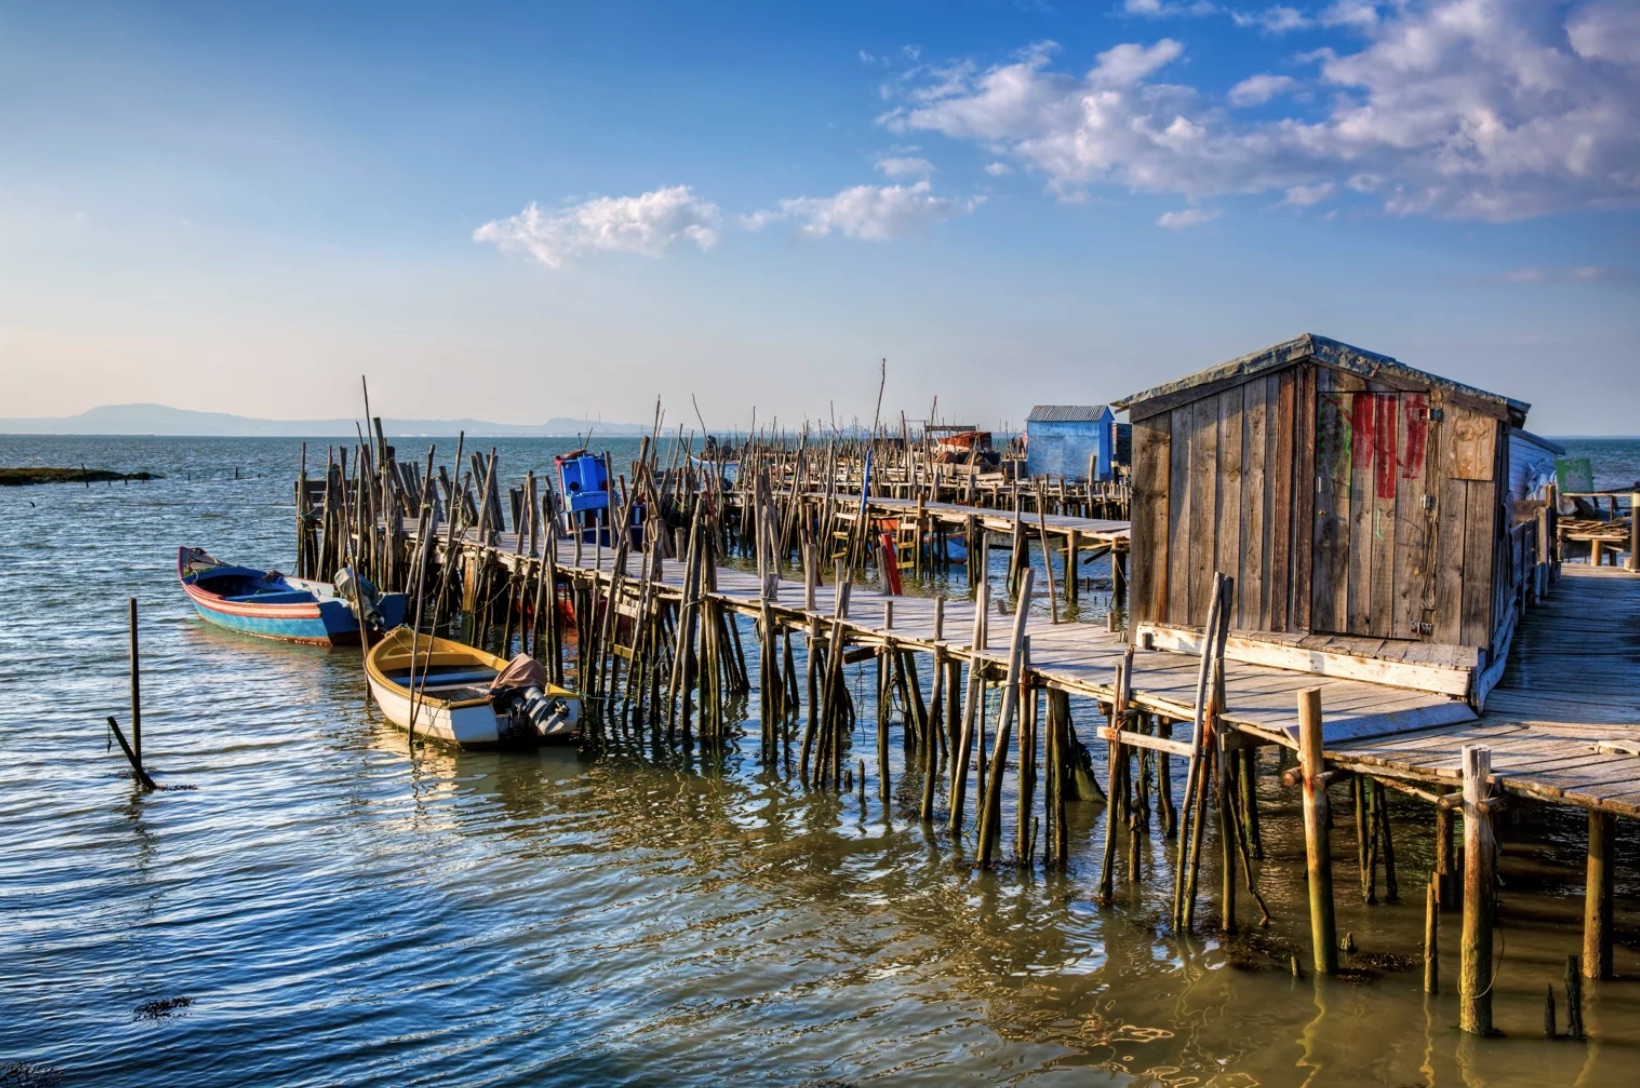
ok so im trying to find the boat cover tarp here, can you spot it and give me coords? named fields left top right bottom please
left=490, top=654, right=547, bottom=693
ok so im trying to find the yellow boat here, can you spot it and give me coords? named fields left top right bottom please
left=365, top=627, right=580, bottom=748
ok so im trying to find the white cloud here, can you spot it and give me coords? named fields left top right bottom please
left=1094, top=39, right=1186, bottom=86
left=1319, top=0, right=1380, bottom=30
left=883, top=2, right=1640, bottom=220
left=1567, top=1, right=1640, bottom=67
left=1231, top=5, right=1313, bottom=34
left=1228, top=72, right=1297, bottom=105
left=1123, top=0, right=1217, bottom=17
left=876, top=155, right=935, bottom=178
left=1157, top=207, right=1220, bottom=228
left=1284, top=181, right=1335, bottom=205
left=752, top=181, right=982, bottom=240
left=474, top=186, right=721, bottom=268
left=1502, top=265, right=1631, bottom=284
left=984, top=161, right=1014, bottom=175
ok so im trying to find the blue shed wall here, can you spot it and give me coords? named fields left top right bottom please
left=1026, top=419, right=1115, bottom=480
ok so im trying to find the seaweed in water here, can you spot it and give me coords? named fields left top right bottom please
left=134, top=996, right=193, bottom=1021
left=0, top=1063, right=64, bottom=1088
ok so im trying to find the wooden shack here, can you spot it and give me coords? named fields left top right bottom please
left=1113, top=334, right=1540, bottom=703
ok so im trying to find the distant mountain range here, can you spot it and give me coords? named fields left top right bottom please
left=0, top=403, right=649, bottom=438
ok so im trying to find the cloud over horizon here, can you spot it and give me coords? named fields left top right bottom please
left=882, top=0, right=1640, bottom=221
left=473, top=186, right=723, bottom=268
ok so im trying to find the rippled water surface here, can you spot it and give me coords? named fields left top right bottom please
left=3, top=435, right=1639, bottom=1087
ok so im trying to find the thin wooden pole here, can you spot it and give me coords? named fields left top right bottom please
left=1299, top=687, right=1337, bottom=976
left=1424, top=878, right=1439, bottom=994
left=1584, top=811, right=1615, bottom=980
left=1460, top=745, right=1496, bottom=1036
left=976, top=569, right=1034, bottom=866
left=128, top=597, right=142, bottom=769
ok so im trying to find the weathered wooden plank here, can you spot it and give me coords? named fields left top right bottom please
left=1168, top=406, right=1194, bottom=626
left=1242, top=375, right=1270, bottom=629
left=1450, top=409, right=1496, bottom=482
left=1218, top=383, right=1246, bottom=627
left=1131, top=412, right=1170, bottom=626
left=1187, top=393, right=1220, bottom=626
left=1138, top=622, right=1474, bottom=697
left=1312, top=367, right=1351, bottom=633
left=1269, top=367, right=1297, bottom=631
left=1461, top=477, right=1496, bottom=648
left=1293, top=361, right=1317, bottom=631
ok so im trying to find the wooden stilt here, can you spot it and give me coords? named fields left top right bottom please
left=1299, top=687, right=1337, bottom=976
left=1585, top=811, right=1615, bottom=981
left=1460, top=745, right=1496, bottom=1036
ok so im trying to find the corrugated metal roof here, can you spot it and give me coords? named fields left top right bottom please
left=1110, top=334, right=1530, bottom=422
left=1026, top=405, right=1111, bottom=423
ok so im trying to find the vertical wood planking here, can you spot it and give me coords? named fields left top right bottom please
left=1186, top=395, right=1220, bottom=626
left=1292, top=362, right=1317, bottom=632
left=1131, top=414, right=1171, bottom=626
left=1312, top=366, right=1351, bottom=633
left=1241, top=376, right=1269, bottom=629
left=1393, top=392, right=1432, bottom=640
left=1168, top=406, right=1195, bottom=626
left=1462, top=476, right=1497, bottom=647
left=1216, top=385, right=1245, bottom=628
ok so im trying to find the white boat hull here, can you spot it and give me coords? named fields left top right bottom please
left=368, top=672, right=504, bottom=747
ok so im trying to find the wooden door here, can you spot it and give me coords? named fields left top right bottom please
left=1311, top=371, right=1433, bottom=638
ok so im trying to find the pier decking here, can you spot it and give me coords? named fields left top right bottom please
left=434, top=522, right=1477, bottom=751
left=1329, top=564, right=1640, bottom=817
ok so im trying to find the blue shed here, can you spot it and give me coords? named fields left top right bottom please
left=1025, top=405, right=1116, bottom=481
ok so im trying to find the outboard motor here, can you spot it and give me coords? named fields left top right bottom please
left=512, top=686, right=578, bottom=738
left=488, top=653, right=580, bottom=741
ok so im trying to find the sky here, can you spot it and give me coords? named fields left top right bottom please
left=2, top=0, right=1638, bottom=434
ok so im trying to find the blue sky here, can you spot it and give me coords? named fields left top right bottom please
left=3, top=0, right=1637, bottom=433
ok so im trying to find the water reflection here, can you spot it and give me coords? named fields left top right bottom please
left=2, top=436, right=1638, bottom=1087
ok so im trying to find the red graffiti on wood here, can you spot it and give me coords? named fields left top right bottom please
left=1350, top=391, right=1376, bottom=472
left=1403, top=393, right=1428, bottom=479
left=1374, top=394, right=1399, bottom=500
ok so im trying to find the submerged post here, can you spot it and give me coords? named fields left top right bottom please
left=1298, top=688, right=1337, bottom=976
left=129, top=597, right=142, bottom=769
left=1460, top=745, right=1496, bottom=1036
left=1585, top=811, right=1615, bottom=981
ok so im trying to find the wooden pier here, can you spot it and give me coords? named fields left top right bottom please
left=296, top=338, right=1635, bottom=1043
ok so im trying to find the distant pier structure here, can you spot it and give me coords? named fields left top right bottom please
left=1025, top=404, right=1118, bottom=483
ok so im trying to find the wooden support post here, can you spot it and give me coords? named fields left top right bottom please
left=1217, top=718, right=1237, bottom=934
left=1585, top=811, right=1614, bottom=981
left=1066, top=529, right=1079, bottom=605
left=976, top=570, right=1034, bottom=867
left=128, top=597, right=142, bottom=769
left=1435, top=795, right=1457, bottom=910
left=1629, top=492, right=1639, bottom=573
left=1157, top=718, right=1176, bottom=838
left=1299, top=687, right=1337, bottom=976
left=1424, top=878, right=1439, bottom=994
left=1460, top=745, right=1496, bottom=1036
left=1565, top=955, right=1586, bottom=1039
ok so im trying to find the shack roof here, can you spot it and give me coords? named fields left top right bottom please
left=1026, top=404, right=1112, bottom=423
left=1111, top=334, right=1530, bottom=424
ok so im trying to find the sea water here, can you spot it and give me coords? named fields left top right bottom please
left=2, top=435, right=1637, bottom=1087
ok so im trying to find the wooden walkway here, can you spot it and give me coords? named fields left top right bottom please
left=446, top=525, right=1473, bottom=751
left=834, top=493, right=1129, bottom=547
left=1329, top=565, right=1640, bottom=817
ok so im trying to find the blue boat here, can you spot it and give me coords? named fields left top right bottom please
left=178, top=547, right=407, bottom=646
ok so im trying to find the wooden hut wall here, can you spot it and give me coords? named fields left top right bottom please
left=1130, top=365, right=1314, bottom=634
left=1129, top=357, right=1505, bottom=650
